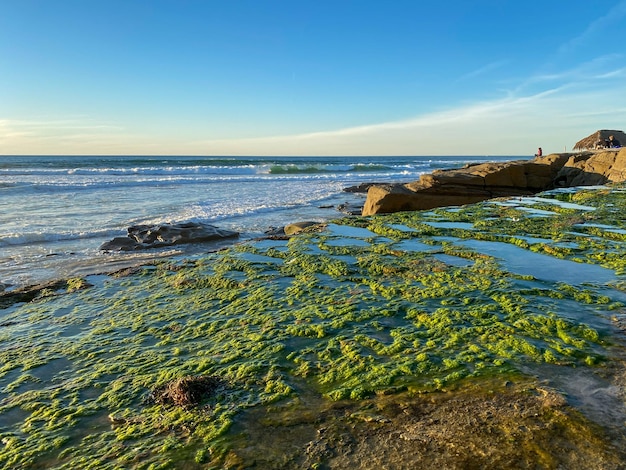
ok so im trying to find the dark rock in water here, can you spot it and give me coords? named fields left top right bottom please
left=344, top=182, right=378, bottom=193
left=100, top=237, right=139, bottom=251
left=265, top=226, right=286, bottom=236
left=0, top=278, right=93, bottom=309
left=337, top=202, right=364, bottom=215
left=100, top=222, right=239, bottom=251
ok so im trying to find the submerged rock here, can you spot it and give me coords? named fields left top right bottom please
left=100, top=222, right=239, bottom=251
left=337, top=201, right=364, bottom=215
left=0, top=278, right=93, bottom=309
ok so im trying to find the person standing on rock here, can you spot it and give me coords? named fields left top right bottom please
left=535, top=147, right=542, bottom=157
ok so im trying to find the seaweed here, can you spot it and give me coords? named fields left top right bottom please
left=2, top=186, right=626, bottom=468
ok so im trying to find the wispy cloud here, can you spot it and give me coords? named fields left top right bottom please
left=593, top=67, right=626, bottom=79
left=0, top=118, right=131, bottom=154
left=509, top=54, right=624, bottom=98
left=558, top=0, right=626, bottom=54
left=188, top=58, right=626, bottom=156
left=0, top=118, right=122, bottom=132
left=456, top=60, right=509, bottom=82
left=199, top=85, right=572, bottom=146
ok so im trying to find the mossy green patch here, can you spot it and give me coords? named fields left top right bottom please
left=2, top=185, right=626, bottom=468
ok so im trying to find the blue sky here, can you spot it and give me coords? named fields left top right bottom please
left=1, top=0, right=625, bottom=156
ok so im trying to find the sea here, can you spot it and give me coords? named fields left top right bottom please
left=0, top=155, right=523, bottom=289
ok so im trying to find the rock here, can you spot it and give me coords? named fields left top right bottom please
left=0, top=278, right=93, bottom=309
left=554, top=148, right=626, bottom=187
left=100, top=222, right=239, bottom=251
left=100, top=237, right=140, bottom=251
left=337, top=202, right=364, bottom=215
left=264, top=226, right=287, bottom=236
left=361, top=152, right=613, bottom=216
left=343, top=182, right=379, bottom=193
left=283, top=221, right=321, bottom=235
left=363, top=182, right=502, bottom=215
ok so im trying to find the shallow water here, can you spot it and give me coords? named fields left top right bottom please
left=0, top=155, right=521, bottom=288
left=450, top=238, right=617, bottom=285
left=325, top=223, right=379, bottom=239
left=2, top=180, right=626, bottom=469
left=424, top=221, right=476, bottom=230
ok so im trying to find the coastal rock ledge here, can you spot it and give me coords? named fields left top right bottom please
left=100, top=222, right=239, bottom=251
left=362, top=149, right=626, bottom=215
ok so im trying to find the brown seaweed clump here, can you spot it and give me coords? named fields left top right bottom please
left=148, top=375, right=223, bottom=408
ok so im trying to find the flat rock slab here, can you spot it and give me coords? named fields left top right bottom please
left=100, top=222, right=239, bottom=251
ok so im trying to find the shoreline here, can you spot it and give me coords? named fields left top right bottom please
left=2, top=165, right=626, bottom=467
left=3, top=148, right=622, bottom=298
left=0, top=154, right=522, bottom=292
left=0, top=189, right=367, bottom=294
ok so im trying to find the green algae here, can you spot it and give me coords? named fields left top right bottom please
left=2, top=186, right=626, bottom=468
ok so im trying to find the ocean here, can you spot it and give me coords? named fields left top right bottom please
left=0, top=155, right=521, bottom=288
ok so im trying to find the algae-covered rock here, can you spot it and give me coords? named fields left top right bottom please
left=0, top=277, right=93, bottom=308
left=284, top=221, right=322, bottom=235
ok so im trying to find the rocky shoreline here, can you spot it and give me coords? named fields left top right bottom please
left=96, top=149, right=626, bottom=251
left=2, top=174, right=626, bottom=468
left=360, top=148, right=626, bottom=215
left=6, top=149, right=626, bottom=307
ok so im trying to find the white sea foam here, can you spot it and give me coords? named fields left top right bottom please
left=0, top=155, right=517, bottom=287
left=0, top=229, right=120, bottom=247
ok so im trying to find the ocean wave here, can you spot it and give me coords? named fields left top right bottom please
left=2, top=161, right=409, bottom=178
left=1, top=168, right=423, bottom=193
left=268, top=163, right=392, bottom=174
left=0, top=229, right=121, bottom=248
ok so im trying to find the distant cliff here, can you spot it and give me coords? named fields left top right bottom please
left=362, top=148, right=626, bottom=216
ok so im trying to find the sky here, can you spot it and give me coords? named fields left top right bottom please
left=1, top=0, right=626, bottom=156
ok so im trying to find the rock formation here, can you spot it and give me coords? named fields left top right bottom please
left=362, top=149, right=626, bottom=216
left=573, top=129, right=626, bottom=151
left=100, top=222, right=239, bottom=251
left=555, top=148, right=626, bottom=187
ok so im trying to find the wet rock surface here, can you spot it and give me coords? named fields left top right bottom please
left=0, top=278, right=93, bottom=309
left=343, top=182, right=379, bottom=193
left=224, top=378, right=626, bottom=469
left=100, top=222, right=239, bottom=251
left=362, top=149, right=626, bottom=215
